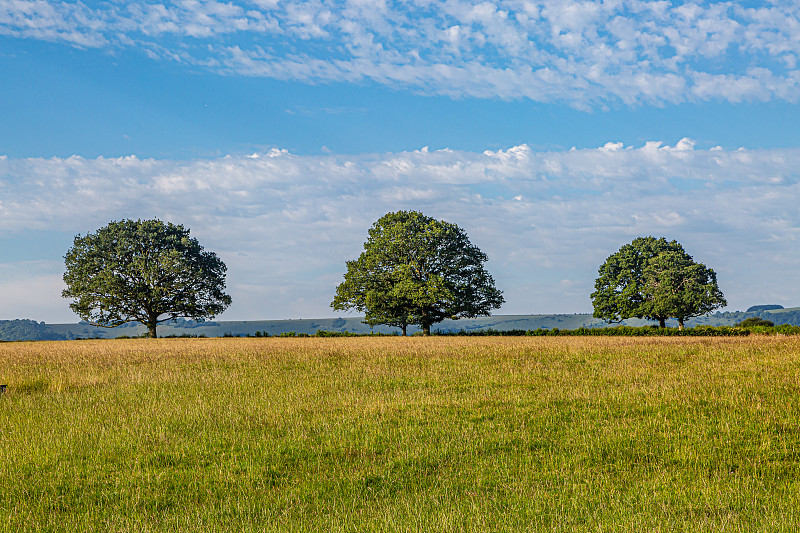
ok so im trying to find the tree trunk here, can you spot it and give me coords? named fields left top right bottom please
left=658, top=317, right=666, bottom=328
left=147, top=312, right=159, bottom=338
left=420, top=308, right=433, bottom=336
left=678, top=319, right=684, bottom=331
left=401, top=324, right=407, bottom=336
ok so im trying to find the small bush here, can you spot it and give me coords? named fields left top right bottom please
left=736, top=317, right=775, bottom=328
left=315, top=330, right=359, bottom=337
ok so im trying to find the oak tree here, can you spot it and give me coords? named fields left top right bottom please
left=332, top=211, right=504, bottom=335
left=62, top=219, right=231, bottom=338
left=591, top=237, right=726, bottom=329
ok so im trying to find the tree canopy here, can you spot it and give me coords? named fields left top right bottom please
left=62, top=219, right=231, bottom=338
left=591, top=236, right=726, bottom=329
left=331, top=211, right=504, bottom=335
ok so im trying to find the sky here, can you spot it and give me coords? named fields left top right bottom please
left=1, top=0, right=800, bottom=323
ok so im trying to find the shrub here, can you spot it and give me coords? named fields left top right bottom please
left=315, top=330, right=359, bottom=337
left=736, top=317, right=775, bottom=328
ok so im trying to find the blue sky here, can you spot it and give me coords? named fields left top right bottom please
left=2, top=0, right=800, bottom=322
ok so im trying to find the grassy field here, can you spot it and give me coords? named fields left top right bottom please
left=1, top=336, right=799, bottom=532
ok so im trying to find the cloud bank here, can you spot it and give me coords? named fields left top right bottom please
left=2, top=1, right=800, bottom=106
left=1, top=141, right=799, bottom=322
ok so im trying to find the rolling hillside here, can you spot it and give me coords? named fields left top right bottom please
left=2, top=306, right=799, bottom=341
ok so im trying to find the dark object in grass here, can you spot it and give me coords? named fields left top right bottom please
left=0, top=384, right=6, bottom=395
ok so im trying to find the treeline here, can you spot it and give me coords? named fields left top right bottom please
left=433, top=325, right=800, bottom=336
left=213, top=325, right=800, bottom=338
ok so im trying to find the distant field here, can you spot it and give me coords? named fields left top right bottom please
left=2, top=337, right=800, bottom=531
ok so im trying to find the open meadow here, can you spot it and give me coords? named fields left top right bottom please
left=1, top=336, right=799, bottom=532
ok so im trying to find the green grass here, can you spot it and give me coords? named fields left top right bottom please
left=1, top=336, right=800, bottom=531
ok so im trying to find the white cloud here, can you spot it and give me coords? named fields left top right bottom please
left=0, top=261, right=66, bottom=321
left=3, top=1, right=800, bottom=105
left=2, top=142, right=800, bottom=322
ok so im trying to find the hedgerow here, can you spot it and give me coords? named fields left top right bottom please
left=430, top=325, right=800, bottom=337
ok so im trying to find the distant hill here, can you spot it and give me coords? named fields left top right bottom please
left=746, top=304, right=784, bottom=312
left=0, top=320, right=68, bottom=341
left=3, top=307, right=800, bottom=341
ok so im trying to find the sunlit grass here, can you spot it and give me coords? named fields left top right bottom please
left=1, top=336, right=799, bottom=531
